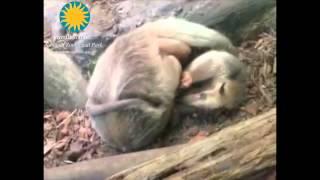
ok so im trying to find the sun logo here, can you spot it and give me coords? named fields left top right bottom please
left=59, top=1, right=90, bottom=33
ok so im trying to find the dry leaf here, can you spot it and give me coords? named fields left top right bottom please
left=86, top=129, right=93, bottom=137
left=90, top=133, right=96, bottom=142
left=54, top=137, right=70, bottom=150
left=73, top=124, right=80, bottom=131
left=44, top=139, right=56, bottom=156
left=57, top=110, right=76, bottom=128
left=60, top=127, right=69, bottom=136
left=56, top=111, right=70, bottom=123
left=53, top=149, right=64, bottom=156
left=188, top=130, right=209, bottom=143
left=44, top=122, right=53, bottom=132
left=44, top=114, right=52, bottom=119
left=266, top=63, right=272, bottom=75
left=254, top=39, right=264, bottom=49
left=273, top=57, right=276, bottom=74
left=259, top=85, right=273, bottom=105
left=79, top=127, right=89, bottom=139
left=85, top=119, right=91, bottom=128
left=243, top=101, right=259, bottom=115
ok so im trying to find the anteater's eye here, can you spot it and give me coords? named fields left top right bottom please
left=219, top=82, right=226, bottom=95
left=199, top=93, right=207, bottom=99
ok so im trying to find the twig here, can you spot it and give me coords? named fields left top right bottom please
left=44, top=141, right=57, bottom=156
left=57, top=109, right=77, bottom=128
left=259, top=85, right=273, bottom=105
left=273, top=57, right=276, bottom=74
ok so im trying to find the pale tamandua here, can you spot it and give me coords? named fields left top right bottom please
left=86, top=17, right=235, bottom=152
left=179, top=50, right=247, bottom=110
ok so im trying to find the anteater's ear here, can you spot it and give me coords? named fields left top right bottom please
left=219, top=82, right=226, bottom=96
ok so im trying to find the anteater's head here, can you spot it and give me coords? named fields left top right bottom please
left=180, top=79, right=246, bottom=110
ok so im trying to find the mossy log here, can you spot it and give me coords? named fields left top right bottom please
left=106, top=108, right=276, bottom=180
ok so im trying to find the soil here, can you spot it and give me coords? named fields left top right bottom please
left=43, top=30, right=276, bottom=168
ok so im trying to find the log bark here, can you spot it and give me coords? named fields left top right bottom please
left=107, top=108, right=276, bottom=180
left=44, top=48, right=88, bottom=110
left=44, top=144, right=185, bottom=180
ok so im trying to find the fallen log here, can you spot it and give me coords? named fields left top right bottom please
left=44, top=144, right=185, bottom=180
left=107, top=108, right=276, bottom=180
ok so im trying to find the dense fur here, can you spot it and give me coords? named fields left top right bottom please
left=86, top=17, right=235, bottom=152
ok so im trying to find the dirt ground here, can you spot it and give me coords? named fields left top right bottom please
left=44, top=30, right=276, bottom=168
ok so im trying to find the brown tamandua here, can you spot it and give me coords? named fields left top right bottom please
left=85, top=17, right=236, bottom=152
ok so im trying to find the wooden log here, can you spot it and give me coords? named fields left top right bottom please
left=44, top=48, right=87, bottom=110
left=44, top=144, right=185, bottom=180
left=107, top=108, right=276, bottom=180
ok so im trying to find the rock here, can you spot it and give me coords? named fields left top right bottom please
left=44, top=48, right=88, bottom=110
left=44, top=0, right=68, bottom=39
